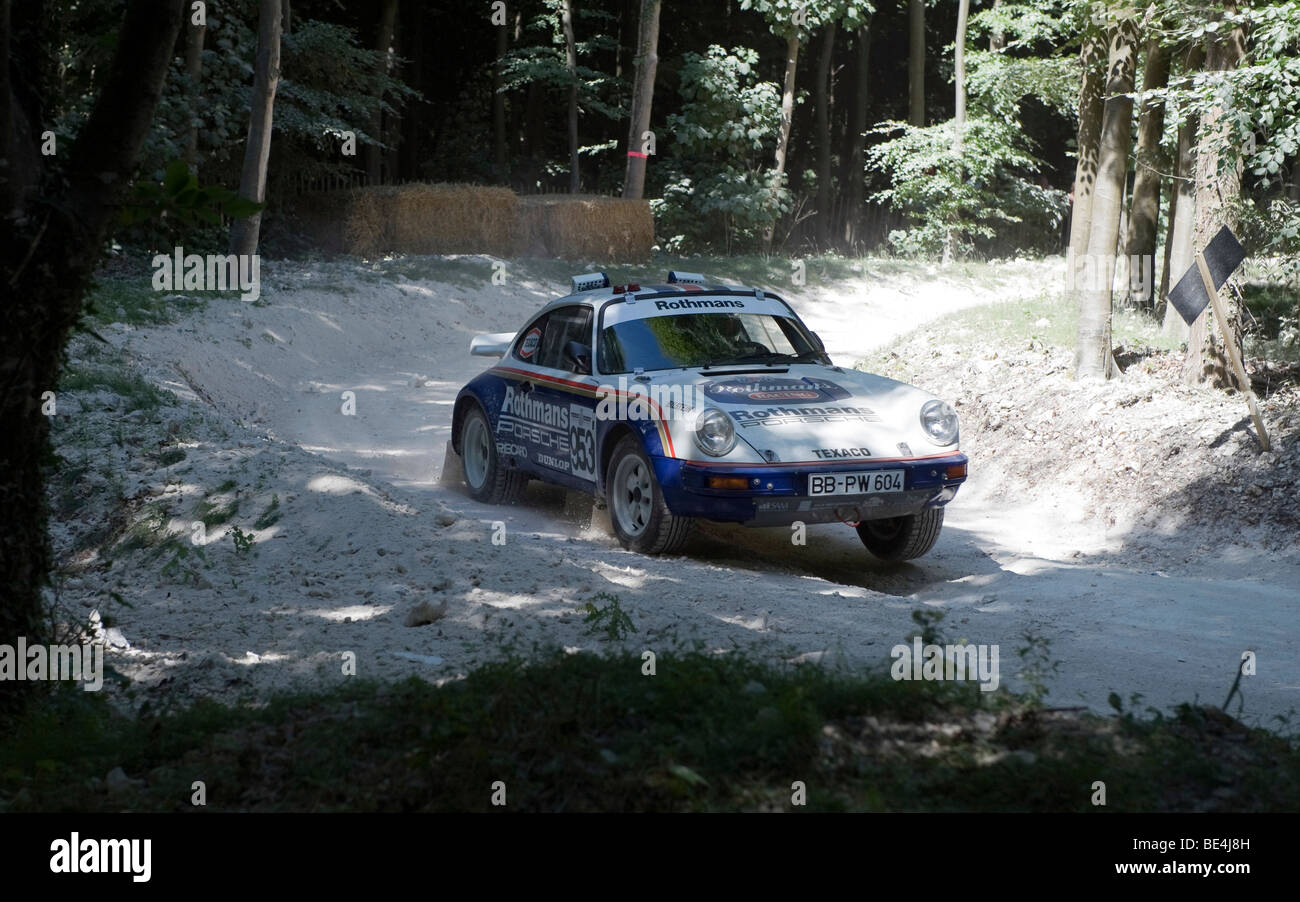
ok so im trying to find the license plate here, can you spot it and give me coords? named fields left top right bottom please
left=808, top=469, right=905, bottom=496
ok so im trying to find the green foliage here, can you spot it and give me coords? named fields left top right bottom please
left=80, top=275, right=207, bottom=327
left=1155, top=1, right=1300, bottom=267
left=194, top=495, right=239, bottom=529
left=965, top=50, right=1080, bottom=119
left=253, top=495, right=281, bottom=530
left=54, top=1, right=418, bottom=236
left=582, top=592, right=636, bottom=641
left=57, top=355, right=172, bottom=413
left=6, top=648, right=1299, bottom=812
left=909, top=608, right=948, bottom=646
left=653, top=46, right=788, bottom=252
left=739, top=0, right=873, bottom=37
left=119, top=160, right=263, bottom=251
left=160, top=541, right=208, bottom=586
left=498, top=2, right=626, bottom=120
left=865, top=117, right=1067, bottom=258
left=229, top=526, right=255, bottom=556
left=277, top=20, right=420, bottom=146
left=968, top=0, right=1087, bottom=50
left=1016, top=632, right=1063, bottom=708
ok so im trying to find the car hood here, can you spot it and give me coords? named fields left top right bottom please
left=623, top=364, right=958, bottom=465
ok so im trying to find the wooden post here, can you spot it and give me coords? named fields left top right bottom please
left=1195, top=251, right=1270, bottom=451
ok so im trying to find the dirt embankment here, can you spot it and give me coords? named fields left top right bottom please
left=876, top=336, right=1300, bottom=556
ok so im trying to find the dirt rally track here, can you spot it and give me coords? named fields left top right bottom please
left=85, top=259, right=1300, bottom=721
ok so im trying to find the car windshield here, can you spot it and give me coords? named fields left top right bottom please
left=599, top=312, right=824, bottom=374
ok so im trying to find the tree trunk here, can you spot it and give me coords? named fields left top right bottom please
left=990, top=0, right=1005, bottom=51
left=943, top=0, right=970, bottom=265
left=365, top=0, right=397, bottom=185
left=1075, top=15, right=1138, bottom=381
left=1161, top=44, right=1205, bottom=338
left=182, top=9, right=205, bottom=168
left=1066, top=31, right=1106, bottom=313
left=229, top=0, right=282, bottom=257
left=815, top=24, right=835, bottom=248
left=762, top=31, right=800, bottom=251
left=560, top=0, right=580, bottom=193
left=622, top=0, right=661, bottom=200
left=1122, top=38, right=1170, bottom=308
left=493, top=8, right=509, bottom=177
left=908, top=0, right=924, bottom=126
left=842, top=21, right=871, bottom=248
left=398, top=6, right=421, bottom=182
left=524, top=78, right=544, bottom=165
left=0, top=0, right=185, bottom=715
left=1184, top=14, right=1247, bottom=387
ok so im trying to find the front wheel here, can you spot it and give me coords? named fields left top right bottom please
left=458, top=404, right=527, bottom=504
left=605, top=435, right=694, bottom=554
left=856, top=507, right=944, bottom=562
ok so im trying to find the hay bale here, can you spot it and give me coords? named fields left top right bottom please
left=390, top=183, right=520, bottom=256
left=290, top=184, right=649, bottom=260
left=519, top=195, right=653, bottom=261
left=289, top=183, right=519, bottom=257
left=342, top=186, right=391, bottom=256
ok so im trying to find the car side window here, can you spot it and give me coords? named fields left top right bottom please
left=536, top=305, right=592, bottom=371
left=512, top=313, right=548, bottom=364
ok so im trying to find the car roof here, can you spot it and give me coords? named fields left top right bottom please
left=540, top=283, right=789, bottom=316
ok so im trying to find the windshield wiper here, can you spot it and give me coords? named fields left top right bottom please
left=698, top=350, right=823, bottom=369
left=731, top=351, right=822, bottom=365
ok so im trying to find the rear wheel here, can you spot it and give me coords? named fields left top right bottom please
left=458, top=404, right=527, bottom=504
left=856, top=507, right=944, bottom=562
left=605, top=435, right=694, bottom=554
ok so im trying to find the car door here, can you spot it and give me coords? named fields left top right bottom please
left=491, top=310, right=552, bottom=475
left=525, top=305, right=599, bottom=490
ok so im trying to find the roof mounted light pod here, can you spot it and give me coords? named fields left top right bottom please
left=571, top=272, right=611, bottom=293
left=666, top=271, right=706, bottom=285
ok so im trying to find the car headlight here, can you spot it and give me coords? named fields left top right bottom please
left=694, top=407, right=738, bottom=457
left=920, top=399, right=959, bottom=445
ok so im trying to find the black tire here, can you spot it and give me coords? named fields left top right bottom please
left=605, top=434, right=694, bottom=554
left=856, top=507, right=944, bottom=562
left=458, top=404, right=527, bottom=504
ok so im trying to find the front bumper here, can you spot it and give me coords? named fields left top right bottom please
left=655, top=453, right=968, bottom=526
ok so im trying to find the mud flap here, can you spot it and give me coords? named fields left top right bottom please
left=439, top=440, right=465, bottom=487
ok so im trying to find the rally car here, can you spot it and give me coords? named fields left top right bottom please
left=450, top=272, right=967, bottom=561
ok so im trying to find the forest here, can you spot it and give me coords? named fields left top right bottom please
left=1, top=0, right=1298, bottom=830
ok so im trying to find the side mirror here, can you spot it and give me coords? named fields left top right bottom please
left=563, top=340, right=592, bottom=375
left=809, top=331, right=826, bottom=352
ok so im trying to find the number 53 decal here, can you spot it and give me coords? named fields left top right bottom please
left=568, top=404, right=597, bottom=481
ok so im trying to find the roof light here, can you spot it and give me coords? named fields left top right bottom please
left=667, top=271, right=706, bottom=285
left=571, top=272, right=610, bottom=293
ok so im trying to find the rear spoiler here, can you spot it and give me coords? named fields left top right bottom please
left=470, top=332, right=516, bottom=358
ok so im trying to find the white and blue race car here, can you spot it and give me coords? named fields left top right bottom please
left=451, top=272, right=967, bottom=561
